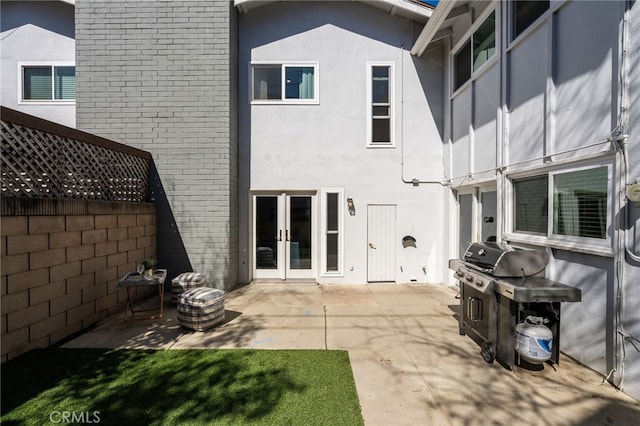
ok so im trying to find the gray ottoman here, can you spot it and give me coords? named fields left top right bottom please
left=170, top=272, right=207, bottom=304
left=177, top=287, right=226, bottom=331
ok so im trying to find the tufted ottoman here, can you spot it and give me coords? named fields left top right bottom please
left=177, top=287, right=226, bottom=331
left=170, top=272, right=207, bottom=304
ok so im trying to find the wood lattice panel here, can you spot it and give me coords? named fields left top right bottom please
left=1, top=120, right=149, bottom=202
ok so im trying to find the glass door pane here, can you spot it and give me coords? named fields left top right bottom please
left=256, top=196, right=279, bottom=270
left=288, top=196, right=312, bottom=270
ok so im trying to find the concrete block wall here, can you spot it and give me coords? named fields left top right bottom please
left=1, top=201, right=156, bottom=362
left=75, top=0, right=239, bottom=289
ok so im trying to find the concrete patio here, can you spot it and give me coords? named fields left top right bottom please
left=63, top=283, right=640, bottom=425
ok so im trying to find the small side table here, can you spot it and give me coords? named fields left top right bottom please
left=117, top=269, right=167, bottom=322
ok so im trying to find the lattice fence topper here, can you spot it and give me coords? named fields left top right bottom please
left=1, top=119, right=149, bottom=202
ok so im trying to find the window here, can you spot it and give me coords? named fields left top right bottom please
left=514, top=175, right=548, bottom=234
left=454, top=41, right=472, bottom=91
left=512, top=0, right=549, bottom=40
left=21, top=65, right=75, bottom=102
left=367, top=63, right=394, bottom=147
left=453, top=11, right=496, bottom=91
left=251, top=62, right=318, bottom=103
left=512, top=166, right=609, bottom=242
left=322, top=189, right=343, bottom=275
left=553, top=167, right=608, bottom=239
left=473, top=11, right=496, bottom=71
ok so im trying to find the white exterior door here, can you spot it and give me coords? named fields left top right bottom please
left=253, top=193, right=315, bottom=280
left=367, top=204, right=396, bottom=282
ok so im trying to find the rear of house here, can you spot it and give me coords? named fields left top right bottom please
left=236, top=0, right=448, bottom=285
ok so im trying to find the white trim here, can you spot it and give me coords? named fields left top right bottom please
left=320, top=188, right=344, bottom=277
left=506, top=160, right=615, bottom=256
left=366, top=61, right=395, bottom=148
left=250, top=61, right=319, bottom=105
left=450, top=7, right=498, bottom=97
left=18, top=62, right=76, bottom=105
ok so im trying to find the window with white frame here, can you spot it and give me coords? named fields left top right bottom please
left=367, top=63, right=394, bottom=147
left=453, top=10, right=496, bottom=91
left=251, top=62, right=318, bottom=103
left=20, top=64, right=75, bottom=102
left=512, top=165, right=610, bottom=242
left=321, top=189, right=343, bottom=275
left=511, top=0, right=549, bottom=40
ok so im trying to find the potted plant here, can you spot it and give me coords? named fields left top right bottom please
left=142, top=257, right=157, bottom=279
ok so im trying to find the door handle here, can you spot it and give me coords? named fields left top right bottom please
left=278, top=230, right=282, bottom=241
left=368, top=243, right=376, bottom=249
left=286, top=230, right=290, bottom=241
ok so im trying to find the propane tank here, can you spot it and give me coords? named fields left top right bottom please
left=515, top=316, right=553, bottom=364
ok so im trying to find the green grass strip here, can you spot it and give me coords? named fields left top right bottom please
left=1, top=348, right=363, bottom=426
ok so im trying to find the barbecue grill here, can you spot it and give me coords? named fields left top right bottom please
left=449, top=242, right=581, bottom=366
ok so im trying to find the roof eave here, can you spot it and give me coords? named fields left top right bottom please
left=235, top=0, right=433, bottom=22
left=410, top=0, right=458, bottom=56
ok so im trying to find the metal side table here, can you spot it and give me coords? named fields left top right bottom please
left=117, top=269, right=167, bottom=322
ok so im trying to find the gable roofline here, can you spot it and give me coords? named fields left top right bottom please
left=410, top=0, right=458, bottom=56
left=235, top=0, right=433, bottom=23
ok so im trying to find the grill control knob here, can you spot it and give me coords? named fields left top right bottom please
left=465, top=275, right=473, bottom=282
left=475, top=279, right=484, bottom=287
left=456, top=270, right=464, bottom=278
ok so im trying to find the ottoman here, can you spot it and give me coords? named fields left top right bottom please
left=170, top=272, right=207, bottom=304
left=177, top=287, right=226, bottom=331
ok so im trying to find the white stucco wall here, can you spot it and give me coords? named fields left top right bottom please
left=0, top=1, right=75, bottom=127
left=238, top=1, right=447, bottom=284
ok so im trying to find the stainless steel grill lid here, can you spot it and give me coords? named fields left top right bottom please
left=462, top=242, right=549, bottom=277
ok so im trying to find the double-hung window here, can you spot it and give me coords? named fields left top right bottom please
left=512, top=165, right=611, bottom=249
left=20, top=64, right=76, bottom=102
left=367, top=62, right=394, bottom=147
left=251, top=62, right=318, bottom=104
left=453, top=10, right=496, bottom=91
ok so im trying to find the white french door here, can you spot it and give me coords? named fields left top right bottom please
left=253, top=193, right=316, bottom=280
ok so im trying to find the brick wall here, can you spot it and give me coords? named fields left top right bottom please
left=75, top=0, right=239, bottom=289
left=1, top=200, right=156, bottom=362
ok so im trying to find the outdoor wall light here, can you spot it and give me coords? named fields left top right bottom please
left=347, top=197, right=356, bottom=216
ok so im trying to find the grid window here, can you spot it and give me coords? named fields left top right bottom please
left=368, top=63, right=393, bottom=146
left=22, top=65, right=75, bottom=101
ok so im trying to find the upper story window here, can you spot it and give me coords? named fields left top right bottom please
left=367, top=62, right=394, bottom=147
left=251, top=62, right=318, bottom=104
left=512, top=0, right=549, bottom=40
left=512, top=165, right=610, bottom=246
left=21, top=64, right=75, bottom=102
left=453, top=10, right=496, bottom=92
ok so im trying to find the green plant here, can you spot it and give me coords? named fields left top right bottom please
left=142, top=257, right=157, bottom=269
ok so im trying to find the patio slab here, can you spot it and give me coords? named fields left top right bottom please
left=62, top=282, right=640, bottom=425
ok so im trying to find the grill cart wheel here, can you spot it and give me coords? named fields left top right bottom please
left=481, top=341, right=496, bottom=363
left=459, top=328, right=466, bottom=336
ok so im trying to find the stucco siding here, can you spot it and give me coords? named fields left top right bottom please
left=0, top=1, right=75, bottom=127
left=238, top=1, right=445, bottom=284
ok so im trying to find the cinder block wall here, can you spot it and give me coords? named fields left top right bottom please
left=1, top=200, right=156, bottom=362
left=75, top=0, right=239, bottom=289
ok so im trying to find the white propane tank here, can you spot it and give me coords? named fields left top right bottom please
left=515, top=316, right=553, bottom=364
